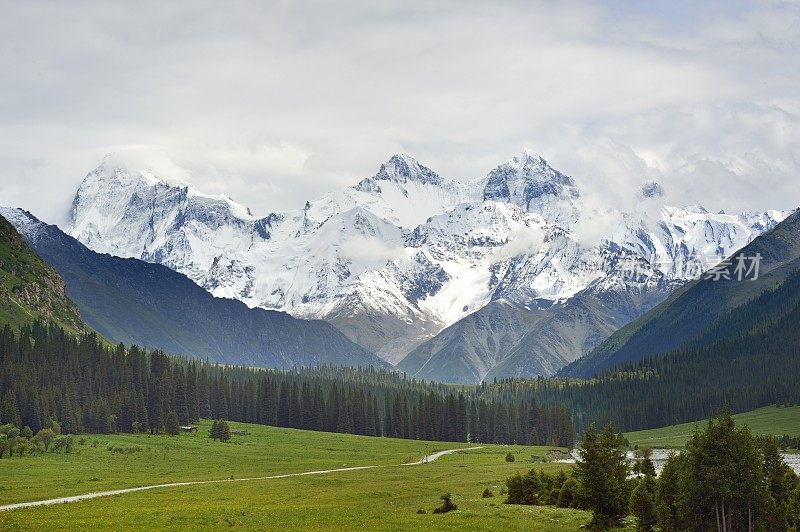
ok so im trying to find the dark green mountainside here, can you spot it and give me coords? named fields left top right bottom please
left=536, top=264, right=800, bottom=433
left=0, top=214, right=85, bottom=333
left=1, top=208, right=386, bottom=370
left=562, top=209, right=800, bottom=378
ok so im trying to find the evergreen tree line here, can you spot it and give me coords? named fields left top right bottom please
left=0, top=322, right=574, bottom=446
left=505, top=414, right=800, bottom=531
left=478, top=298, right=800, bottom=435
left=756, top=434, right=800, bottom=452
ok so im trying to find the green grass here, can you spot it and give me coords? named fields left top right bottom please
left=625, top=405, right=800, bottom=448
left=0, top=420, right=618, bottom=530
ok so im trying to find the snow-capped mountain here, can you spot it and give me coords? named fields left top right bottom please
left=3, top=206, right=385, bottom=370
left=68, top=150, right=787, bottom=378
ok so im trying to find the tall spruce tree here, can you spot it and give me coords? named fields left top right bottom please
left=574, top=423, right=629, bottom=530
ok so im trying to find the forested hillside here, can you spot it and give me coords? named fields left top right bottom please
left=563, top=209, right=800, bottom=378
left=508, top=267, right=800, bottom=433
left=0, top=321, right=575, bottom=446
left=0, top=215, right=576, bottom=446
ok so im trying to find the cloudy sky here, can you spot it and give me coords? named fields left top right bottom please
left=1, top=0, right=799, bottom=225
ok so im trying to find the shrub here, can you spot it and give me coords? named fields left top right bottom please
left=210, top=420, right=231, bottom=442
left=557, top=477, right=580, bottom=508
left=34, top=428, right=55, bottom=452
left=506, top=469, right=570, bottom=507
left=505, top=452, right=515, bottom=462
left=482, top=488, right=494, bottom=498
left=432, top=493, right=457, bottom=514
left=53, top=435, right=74, bottom=454
left=108, top=445, right=143, bottom=454
left=505, top=471, right=540, bottom=505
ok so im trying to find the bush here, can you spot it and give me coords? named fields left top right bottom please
left=557, top=477, right=580, bottom=508
left=53, top=435, right=74, bottom=454
left=482, top=488, right=494, bottom=498
left=505, top=452, right=515, bottom=462
left=34, top=428, right=55, bottom=452
left=432, top=493, right=457, bottom=514
left=108, top=445, right=143, bottom=454
left=210, top=420, right=231, bottom=442
left=587, top=513, right=616, bottom=531
left=506, top=469, right=570, bottom=507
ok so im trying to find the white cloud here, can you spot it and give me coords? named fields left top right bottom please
left=494, top=225, right=547, bottom=260
left=0, top=1, right=798, bottom=224
left=339, top=235, right=407, bottom=265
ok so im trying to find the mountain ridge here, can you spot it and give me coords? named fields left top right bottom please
left=66, top=150, right=787, bottom=380
left=2, top=207, right=388, bottom=370
left=560, top=208, right=800, bottom=378
left=0, top=211, right=85, bottom=334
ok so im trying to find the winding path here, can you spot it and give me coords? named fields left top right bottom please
left=402, top=446, right=484, bottom=465
left=0, top=446, right=483, bottom=512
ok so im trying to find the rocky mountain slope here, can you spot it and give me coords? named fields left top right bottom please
left=0, top=211, right=85, bottom=333
left=3, top=207, right=386, bottom=369
left=67, top=150, right=786, bottom=380
left=561, top=209, right=800, bottom=378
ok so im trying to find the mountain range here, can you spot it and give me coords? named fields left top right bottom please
left=66, top=150, right=787, bottom=382
left=562, top=209, right=800, bottom=378
left=543, top=208, right=800, bottom=432
left=0, top=207, right=385, bottom=369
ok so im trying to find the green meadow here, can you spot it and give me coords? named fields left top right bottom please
left=0, top=420, right=619, bottom=531
left=624, top=404, right=800, bottom=448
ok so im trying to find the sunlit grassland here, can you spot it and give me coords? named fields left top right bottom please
left=624, top=404, right=800, bottom=448
left=0, top=419, right=621, bottom=530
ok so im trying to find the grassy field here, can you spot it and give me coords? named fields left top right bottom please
left=0, top=420, right=619, bottom=530
left=624, top=405, right=800, bottom=448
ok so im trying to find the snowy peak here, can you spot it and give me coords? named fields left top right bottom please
left=640, top=180, right=664, bottom=199
left=483, top=149, right=577, bottom=202
left=70, top=158, right=259, bottom=267
left=65, top=149, right=789, bottom=375
left=482, top=149, right=580, bottom=225
left=73, top=156, right=254, bottom=225
left=352, top=154, right=444, bottom=194
left=373, top=154, right=443, bottom=185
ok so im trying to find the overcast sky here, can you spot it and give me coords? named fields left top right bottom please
left=1, top=0, right=799, bottom=225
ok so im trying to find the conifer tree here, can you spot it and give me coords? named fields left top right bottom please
left=165, top=411, right=179, bottom=436
left=630, top=475, right=657, bottom=532
left=574, top=423, right=629, bottom=530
